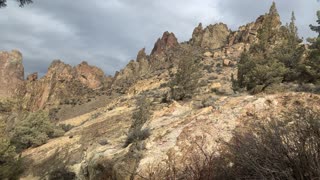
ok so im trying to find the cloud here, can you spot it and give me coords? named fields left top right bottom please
left=0, top=0, right=319, bottom=77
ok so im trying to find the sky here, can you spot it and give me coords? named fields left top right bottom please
left=0, top=0, right=319, bottom=76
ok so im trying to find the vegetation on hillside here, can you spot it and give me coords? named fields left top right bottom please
left=3, top=1, right=320, bottom=179
left=11, top=111, right=64, bottom=152
left=0, top=121, right=24, bottom=180
left=145, top=106, right=320, bottom=180
left=124, top=95, right=151, bottom=147
left=169, top=54, right=201, bottom=100
left=0, top=110, right=65, bottom=179
left=236, top=3, right=305, bottom=94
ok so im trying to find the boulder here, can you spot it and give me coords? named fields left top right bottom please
left=203, top=51, right=213, bottom=57
left=210, top=82, right=222, bottom=89
left=223, top=59, right=231, bottom=66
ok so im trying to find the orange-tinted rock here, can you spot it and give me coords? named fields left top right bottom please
left=151, top=31, right=178, bottom=55
left=75, top=61, right=106, bottom=89
left=23, top=60, right=109, bottom=111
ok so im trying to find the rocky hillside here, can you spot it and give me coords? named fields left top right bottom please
left=1, top=3, right=318, bottom=180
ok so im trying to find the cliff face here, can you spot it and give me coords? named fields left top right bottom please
left=75, top=61, right=108, bottom=90
left=98, top=11, right=282, bottom=96
left=0, top=54, right=110, bottom=112
left=191, top=23, right=230, bottom=50
left=111, top=48, right=151, bottom=94
left=0, top=50, right=25, bottom=98
left=151, top=31, right=179, bottom=56
left=22, top=60, right=111, bottom=112
left=1, top=6, right=305, bottom=180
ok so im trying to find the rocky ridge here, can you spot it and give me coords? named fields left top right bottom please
left=0, top=6, right=304, bottom=180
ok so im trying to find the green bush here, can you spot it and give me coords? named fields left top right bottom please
left=299, top=38, right=320, bottom=83
left=130, top=96, right=151, bottom=131
left=49, top=168, right=76, bottom=180
left=294, top=10, right=320, bottom=84
left=0, top=99, right=14, bottom=113
left=239, top=56, right=288, bottom=94
left=124, top=128, right=150, bottom=148
left=58, top=124, right=74, bottom=132
left=11, top=111, right=63, bottom=151
left=0, top=122, right=24, bottom=180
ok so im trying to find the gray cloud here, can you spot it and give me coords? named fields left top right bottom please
left=0, top=0, right=319, bottom=76
left=217, top=0, right=319, bottom=39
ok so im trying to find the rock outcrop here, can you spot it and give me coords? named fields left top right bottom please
left=0, top=50, right=25, bottom=98
left=191, top=23, right=230, bottom=50
left=23, top=60, right=110, bottom=111
left=75, top=61, right=107, bottom=89
left=228, top=12, right=281, bottom=47
left=111, top=48, right=151, bottom=94
left=20, top=92, right=320, bottom=180
left=151, top=31, right=178, bottom=55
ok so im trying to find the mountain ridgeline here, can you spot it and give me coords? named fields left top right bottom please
left=2, top=2, right=320, bottom=180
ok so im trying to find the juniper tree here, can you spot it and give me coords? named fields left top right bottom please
left=255, top=1, right=280, bottom=52
left=169, top=54, right=201, bottom=100
left=289, top=12, right=298, bottom=41
left=0, top=0, right=32, bottom=8
left=124, top=95, right=151, bottom=147
left=131, top=95, right=151, bottom=131
left=299, top=10, right=320, bottom=83
left=274, top=11, right=303, bottom=81
left=269, top=1, right=278, bottom=16
left=0, top=121, right=23, bottom=180
left=237, top=2, right=290, bottom=94
left=310, top=11, right=320, bottom=37
left=11, top=111, right=63, bottom=152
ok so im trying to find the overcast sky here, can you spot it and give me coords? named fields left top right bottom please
left=0, top=0, right=319, bottom=76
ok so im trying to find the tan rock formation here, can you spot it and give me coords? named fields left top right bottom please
left=111, top=48, right=151, bottom=94
left=191, top=23, right=230, bottom=50
left=20, top=92, right=320, bottom=179
left=75, top=61, right=106, bottom=89
left=23, top=60, right=109, bottom=111
left=203, top=51, right=213, bottom=57
left=27, top=72, right=38, bottom=82
left=0, top=50, right=25, bottom=98
left=223, top=59, right=231, bottom=66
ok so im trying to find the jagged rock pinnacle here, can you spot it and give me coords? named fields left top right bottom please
left=151, top=31, right=178, bottom=55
